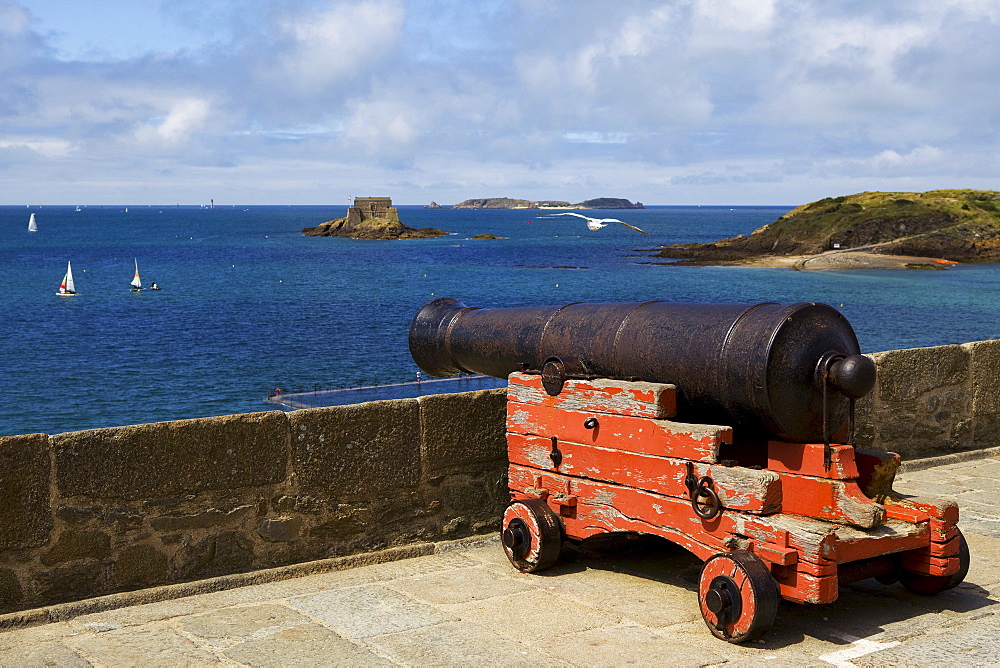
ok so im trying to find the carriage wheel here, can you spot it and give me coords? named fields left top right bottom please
left=501, top=499, right=562, bottom=573
left=698, top=550, right=779, bottom=643
left=900, top=529, right=970, bottom=595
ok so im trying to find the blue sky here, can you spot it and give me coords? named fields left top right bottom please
left=3, top=0, right=1000, bottom=205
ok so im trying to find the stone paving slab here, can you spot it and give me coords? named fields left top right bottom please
left=0, top=455, right=997, bottom=666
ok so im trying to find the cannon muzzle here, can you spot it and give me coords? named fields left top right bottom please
left=409, top=298, right=875, bottom=443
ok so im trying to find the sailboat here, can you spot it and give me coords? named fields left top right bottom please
left=130, top=258, right=142, bottom=292
left=57, top=261, right=77, bottom=296
left=28, top=213, right=37, bottom=232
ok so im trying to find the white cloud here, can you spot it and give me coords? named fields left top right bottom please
left=3, top=0, right=1000, bottom=204
left=261, top=0, right=405, bottom=94
left=134, top=98, right=211, bottom=146
left=0, top=137, right=72, bottom=158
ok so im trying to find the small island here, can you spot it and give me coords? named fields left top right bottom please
left=453, top=197, right=643, bottom=209
left=653, top=190, right=1000, bottom=270
left=303, top=197, right=448, bottom=240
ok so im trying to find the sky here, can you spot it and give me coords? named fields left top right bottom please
left=2, top=0, right=1000, bottom=205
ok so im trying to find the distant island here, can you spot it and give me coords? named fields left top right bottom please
left=453, top=197, right=643, bottom=209
left=304, top=197, right=448, bottom=240
left=653, top=190, right=1000, bottom=270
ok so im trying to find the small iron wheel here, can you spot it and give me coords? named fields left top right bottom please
left=501, top=499, right=562, bottom=573
left=698, top=550, right=779, bottom=643
left=900, top=529, right=970, bottom=595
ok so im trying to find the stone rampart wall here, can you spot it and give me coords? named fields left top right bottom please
left=856, top=339, right=1000, bottom=458
left=0, top=390, right=507, bottom=615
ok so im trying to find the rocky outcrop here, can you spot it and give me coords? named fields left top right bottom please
left=303, top=217, right=448, bottom=240
left=470, top=234, right=507, bottom=239
left=304, top=196, right=448, bottom=239
left=654, top=190, right=1000, bottom=265
left=426, top=201, right=442, bottom=209
left=452, top=197, right=643, bottom=209
left=574, top=198, right=644, bottom=209
left=453, top=198, right=570, bottom=209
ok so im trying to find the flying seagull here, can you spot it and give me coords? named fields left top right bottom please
left=539, top=212, right=649, bottom=234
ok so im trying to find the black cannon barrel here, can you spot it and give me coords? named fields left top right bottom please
left=409, top=298, right=876, bottom=443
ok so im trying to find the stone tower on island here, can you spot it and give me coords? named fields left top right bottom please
left=302, top=196, right=448, bottom=239
left=345, top=197, right=399, bottom=227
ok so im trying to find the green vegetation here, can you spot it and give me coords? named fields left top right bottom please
left=656, top=189, right=1000, bottom=264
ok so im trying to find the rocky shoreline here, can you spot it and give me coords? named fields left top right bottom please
left=697, top=250, right=956, bottom=271
left=303, top=216, right=448, bottom=240
left=652, top=189, right=1000, bottom=270
left=453, top=197, right=643, bottom=209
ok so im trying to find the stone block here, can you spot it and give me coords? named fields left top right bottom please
left=0, top=569, right=24, bottom=609
left=866, top=345, right=977, bottom=456
left=974, top=418, right=1000, bottom=449
left=41, top=529, right=111, bottom=566
left=36, top=563, right=106, bottom=603
left=257, top=516, right=303, bottom=542
left=289, top=584, right=456, bottom=638
left=178, top=531, right=254, bottom=579
left=290, top=399, right=421, bottom=501
left=0, top=433, right=52, bottom=550
left=438, top=474, right=507, bottom=516
left=225, top=623, right=390, bottom=666
left=114, top=543, right=168, bottom=588
left=106, top=507, right=144, bottom=531
left=56, top=505, right=102, bottom=525
left=273, top=495, right=324, bottom=513
left=149, top=505, right=255, bottom=531
left=52, top=411, right=288, bottom=500
left=419, top=389, right=507, bottom=475
left=968, top=340, right=1000, bottom=417
left=853, top=384, right=876, bottom=448
left=874, top=345, right=968, bottom=403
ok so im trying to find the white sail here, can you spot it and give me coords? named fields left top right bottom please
left=58, top=261, right=77, bottom=295
left=65, top=261, right=76, bottom=293
left=131, top=258, right=142, bottom=289
left=28, top=213, right=37, bottom=232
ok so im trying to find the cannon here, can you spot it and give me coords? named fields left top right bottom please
left=410, top=298, right=877, bottom=444
left=410, top=298, right=969, bottom=643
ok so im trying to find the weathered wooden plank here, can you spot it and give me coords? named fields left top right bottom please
left=767, top=441, right=859, bottom=480
left=884, top=504, right=930, bottom=524
left=507, top=432, right=781, bottom=514
left=762, top=515, right=928, bottom=565
left=507, top=372, right=677, bottom=418
left=508, top=464, right=787, bottom=549
left=770, top=568, right=839, bottom=604
left=506, top=402, right=728, bottom=463
left=855, top=448, right=901, bottom=500
left=889, top=495, right=959, bottom=526
left=900, top=552, right=960, bottom=576
left=776, top=471, right=885, bottom=529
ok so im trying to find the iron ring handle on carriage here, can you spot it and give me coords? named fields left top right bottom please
left=685, top=462, right=722, bottom=520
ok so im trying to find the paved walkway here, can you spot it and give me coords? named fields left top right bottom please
left=1, top=455, right=998, bottom=666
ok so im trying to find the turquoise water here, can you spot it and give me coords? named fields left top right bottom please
left=2, top=204, right=998, bottom=436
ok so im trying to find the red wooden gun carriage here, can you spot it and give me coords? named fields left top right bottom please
left=411, top=299, right=970, bottom=643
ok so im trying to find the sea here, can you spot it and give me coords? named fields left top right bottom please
left=2, top=204, right=998, bottom=437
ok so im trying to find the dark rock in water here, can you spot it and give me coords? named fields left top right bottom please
left=573, top=198, right=644, bottom=209
left=452, top=196, right=642, bottom=209
left=303, top=196, right=448, bottom=239
left=470, top=233, right=507, bottom=239
left=304, top=217, right=448, bottom=239
left=427, top=201, right=443, bottom=208
left=453, top=197, right=570, bottom=209
left=653, top=189, right=1000, bottom=265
